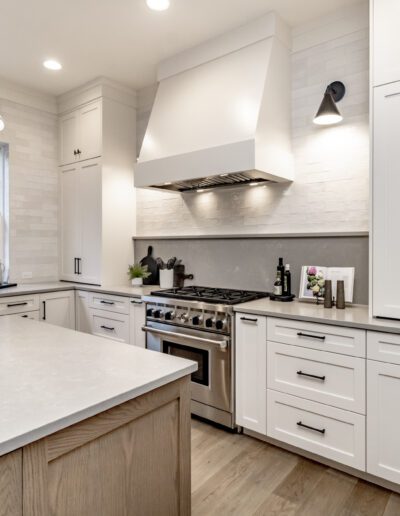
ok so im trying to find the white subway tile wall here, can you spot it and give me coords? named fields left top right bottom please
left=0, top=99, right=58, bottom=282
left=135, top=3, right=369, bottom=236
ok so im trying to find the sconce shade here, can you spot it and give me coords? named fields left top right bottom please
left=313, top=81, right=345, bottom=126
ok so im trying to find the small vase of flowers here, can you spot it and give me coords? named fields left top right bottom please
left=128, top=263, right=151, bottom=286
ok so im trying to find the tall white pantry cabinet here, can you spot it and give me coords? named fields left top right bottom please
left=58, top=81, right=137, bottom=286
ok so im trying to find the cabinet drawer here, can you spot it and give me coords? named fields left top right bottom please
left=367, top=331, right=400, bottom=365
left=0, top=295, right=39, bottom=316
left=4, top=311, right=40, bottom=321
left=267, top=318, right=366, bottom=357
left=267, top=341, right=365, bottom=414
left=267, top=390, right=365, bottom=470
left=88, top=293, right=129, bottom=315
left=89, top=309, right=129, bottom=343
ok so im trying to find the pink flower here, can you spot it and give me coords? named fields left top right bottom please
left=307, top=266, right=317, bottom=276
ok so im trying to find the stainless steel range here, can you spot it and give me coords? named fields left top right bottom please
left=142, top=286, right=268, bottom=428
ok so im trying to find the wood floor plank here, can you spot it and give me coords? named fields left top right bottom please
left=339, top=480, right=391, bottom=516
left=191, top=419, right=400, bottom=516
left=383, top=493, right=400, bottom=516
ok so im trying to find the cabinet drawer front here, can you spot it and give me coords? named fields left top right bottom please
left=367, top=331, right=400, bottom=365
left=89, top=293, right=129, bottom=315
left=0, top=295, right=39, bottom=315
left=4, top=310, right=40, bottom=321
left=267, top=390, right=365, bottom=470
left=267, top=318, right=366, bottom=357
left=90, top=309, right=129, bottom=343
left=267, top=342, right=365, bottom=413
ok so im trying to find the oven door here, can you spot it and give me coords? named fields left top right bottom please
left=143, top=322, right=231, bottom=413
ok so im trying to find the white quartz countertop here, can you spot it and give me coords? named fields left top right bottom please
left=234, top=298, right=400, bottom=334
left=0, top=282, right=159, bottom=298
left=0, top=318, right=196, bottom=456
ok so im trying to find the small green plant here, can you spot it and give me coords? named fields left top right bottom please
left=127, top=263, right=151, bottom=280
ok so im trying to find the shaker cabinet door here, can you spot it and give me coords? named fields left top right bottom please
left=372, top=82, right=400, bottom=319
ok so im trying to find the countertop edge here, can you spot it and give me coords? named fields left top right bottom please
left=0, top=363, right=196, bottom=457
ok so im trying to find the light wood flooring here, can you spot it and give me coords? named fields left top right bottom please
left=191, top=418, right=400, bottom=516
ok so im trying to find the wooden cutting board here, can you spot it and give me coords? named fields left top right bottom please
left=140, top=246, right=159, bottom=285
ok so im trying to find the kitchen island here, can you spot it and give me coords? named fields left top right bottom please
left=0, top=317, right=196, bottom=516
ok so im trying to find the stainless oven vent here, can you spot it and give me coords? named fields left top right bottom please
left=152, top=171, right=272, bottom=193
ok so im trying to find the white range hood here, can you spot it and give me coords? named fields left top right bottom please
left=135, top=13, right=293, bottom=193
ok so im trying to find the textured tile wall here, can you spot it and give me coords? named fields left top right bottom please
left=0, top=99, right=58, bottom=282
left=135, top=4, right=369, bottom=236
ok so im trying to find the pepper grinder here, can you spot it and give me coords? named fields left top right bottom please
left=336, top=280, right=346, bottom=309
left=324, top=280, right=333, bottom=308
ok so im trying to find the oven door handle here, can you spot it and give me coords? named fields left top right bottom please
left=141, top=326, right=228, bottom=350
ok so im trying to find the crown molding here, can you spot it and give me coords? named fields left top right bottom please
left=0, top=76, right=57, bottom=114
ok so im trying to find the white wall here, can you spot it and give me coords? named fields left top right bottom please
left=135, top=1, right=369, bottom=236
left=0, top=97, right=59, bottom=283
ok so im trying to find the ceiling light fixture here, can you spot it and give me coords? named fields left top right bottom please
left=249, top=182, right=260, bottom=186
left=43, top=59, right=62, bottom=71
left=196, top=188, right=205, bottom=193
left=0, top=116, right=4, bottom=132
left=314, top=81, right=345, bottom=126
left=164, top=181, right=172, bottom=185
left=146, top=0, right=170, bottom=11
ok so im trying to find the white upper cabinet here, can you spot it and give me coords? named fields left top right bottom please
left=372, top=82, right=400, bottom=318
left=59, top=100, right=102, bottom=166
left=372, top=0, right=400, bottom=87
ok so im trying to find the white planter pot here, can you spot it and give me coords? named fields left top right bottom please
left=131, top=278, right=143, bottom=286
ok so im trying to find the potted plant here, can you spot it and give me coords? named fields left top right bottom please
left=128, top=263, right=151, bottom=286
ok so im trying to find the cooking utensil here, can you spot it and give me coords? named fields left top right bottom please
left=167, top=257, right=176, bottom=270
left=140, top=246, right=159, bottom=285
left=156, top=257, right=166, bottom=270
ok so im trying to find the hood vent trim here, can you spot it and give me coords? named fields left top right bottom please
left=152, top=171, right=271, bottom=193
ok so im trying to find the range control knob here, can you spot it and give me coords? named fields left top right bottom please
left=146, top=308, right=154, bottom=317
left=180, top=312, right=189, bottom=323
left=153, top=309, right=162, bottom=319
left=215, top=318, right=227, bottom=331
left=192, top=315, right=203, bottom=326
left=205, top=317, right=214, bottom=328
left=164, top=311, right=175, bottom=321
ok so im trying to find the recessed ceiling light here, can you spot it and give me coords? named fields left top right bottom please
left=164, top=181, right=172, bottom=185
left=146, top=0, right=170, bottom=11
left=0, top=116, right=5, bottom=132
left=249, top=182, right=259, bottom=186
left=220, top=173, right=229, bottom=177
left=196, top=189, right=205, bottom=193
left=43, top=59, right=62, bottom=71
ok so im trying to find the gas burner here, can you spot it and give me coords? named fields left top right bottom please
left=150, top=286, right=268, bottom=305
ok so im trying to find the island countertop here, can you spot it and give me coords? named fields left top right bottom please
left=0, top=317, right=197, bottom=456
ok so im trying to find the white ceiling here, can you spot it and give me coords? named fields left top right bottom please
left=0, top=0, right=363, bottom=96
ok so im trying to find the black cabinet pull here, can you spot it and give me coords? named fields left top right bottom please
left=21, top=315, right=28, bottom=318
left=297, top=332, right=326, bottom=341
left=77, top=257, right=82, bottom=275
left=42, top=301, right=46, bottom=321
left=100, top=300, right=115, bottom=305
left=297, top=370, right=326, bottom=381
left=131, top=300, right=143, bottom=305
left=297, top=421, right=326, bottom=434
left=7, top=302, right=28, bottom=308
left=100, top=325, right=115, bottom=331
left=240, top=317, right=258, bottom=323
left=73, top=149, right=77, bottom=156
left=74, top=257, right=78, bottom=274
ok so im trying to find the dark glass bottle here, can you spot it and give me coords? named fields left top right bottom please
left=283, top=264, right=291, bottom=296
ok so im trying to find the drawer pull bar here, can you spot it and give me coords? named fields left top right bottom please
left=297, top=332, right=326, bottom=341
left=240, top=317, right=258, bottom=323
left=297, top=371, right=326, bottom=381
left=100, top=300, right=115, bottom=305
left=100, top=325, right=115, bottom=331
left=7, top=302, right=28, bottom=307
left=131, top=300, right=143, bottom=305
left=297, top=421, right=326, bottom=435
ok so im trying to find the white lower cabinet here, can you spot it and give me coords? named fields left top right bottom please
left=6, top=311, right=40, bottom=321
left=367, top=359, right=400, bottom=484
left=129, top=299, right=146, bottom=348
left=39, top=291, right=75, bottom=330
left=235, top=313, right=267, bottom=434
left=75, top=290, right=91, bottom=333
left=89, top=309, right=129, bottom=343
left=267, top=390, right=366, bottom=470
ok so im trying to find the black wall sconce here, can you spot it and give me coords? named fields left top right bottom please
left=313, top=81, right=346, bottom=126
